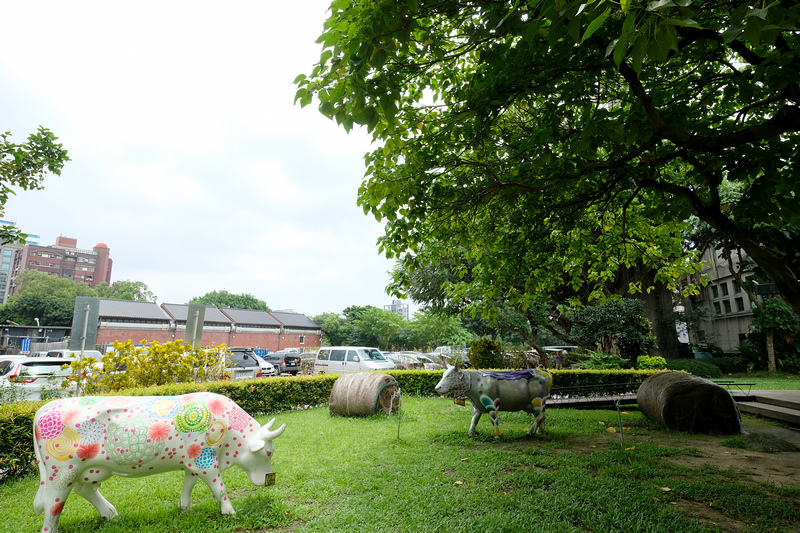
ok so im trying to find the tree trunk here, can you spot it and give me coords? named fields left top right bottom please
left=766, top=328, right=777, bottom=371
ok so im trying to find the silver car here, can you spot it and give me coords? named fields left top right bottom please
left=1, top=356, right=77, bottom=403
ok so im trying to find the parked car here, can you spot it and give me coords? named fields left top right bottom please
left=313, top=347, right=395, bottom=374
left=224, top=347, right=265, bottom=380
left=1, top=356, right=77, bottom=403
left=416, top=354, right=444, bottom=370
left=45, top=349, right=104, bottom=360
left=262, top=350, right=302, bottom=375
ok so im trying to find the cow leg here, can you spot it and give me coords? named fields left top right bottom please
left=196, top=471, right=236, bottom=515
left=180, top=472, right=200, bottom=510
left=527, top=397, right=546, bottom=436
left=489, top=410, right=501, bottom=437
left=39, top=486, right=72, bottom=533
left=468, top=408, right=482, bottom=436
left=73, top=482, right=118, bottom=520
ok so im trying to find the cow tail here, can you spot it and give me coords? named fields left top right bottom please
left=32, top=416, right=46, bottom=515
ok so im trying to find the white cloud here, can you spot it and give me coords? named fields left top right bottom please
left=0, top=0, right=408, bottom=318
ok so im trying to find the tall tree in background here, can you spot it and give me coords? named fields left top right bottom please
left=95, top=280, right=157, bottom=302
left=1, top=128, right=69, bottom=244
left=187, top=290, right=270, bottom=311
left=298, top=1, right=800, bottom=318
left=0, top=271, right=158, bottom=326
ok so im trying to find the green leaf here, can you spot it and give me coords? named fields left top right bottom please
left=581, top=7, right=612, bottom=44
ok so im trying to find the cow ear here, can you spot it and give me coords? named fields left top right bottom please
left=249, top=438, right=266, bottom=452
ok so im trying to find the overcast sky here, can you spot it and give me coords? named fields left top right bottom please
left=0, top=1, right=413, bottom=318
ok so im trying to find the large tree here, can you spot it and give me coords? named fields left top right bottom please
left=187, top=290, right=270, bottom=311
left=1, top=128, right=69, bottom=244
left=95, top=280, right=158, bottom=302
left=297, top=1, right=800, bottom=316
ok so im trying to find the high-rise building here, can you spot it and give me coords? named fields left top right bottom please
left=0, top=218, right=42, bottom=304
left=9, top=236, right=113, bottom=297
left=384, top=299, right=409, bottom=320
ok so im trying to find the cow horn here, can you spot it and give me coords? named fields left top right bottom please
left=261, top=418, right=287, bottom=441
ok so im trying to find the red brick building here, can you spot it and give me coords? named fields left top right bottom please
left=94, top=299, right=321, bottom=352
left=10, top=236, right=112, bottom=296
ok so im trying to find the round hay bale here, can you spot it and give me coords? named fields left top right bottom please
left=329, top=372, right=401, bottom=417
left=637, top=371, right=743, bottom=434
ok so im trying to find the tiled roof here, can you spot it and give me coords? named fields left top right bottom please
left=98, top=299, right=171, bottom=321
left=269, top=311, right=320, bottom=329
left=161, top=304, right=232, bottom=324
left=219, top=308, right=281, bottom=326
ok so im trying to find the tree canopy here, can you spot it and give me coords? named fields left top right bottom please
left=297, top=1, right=800, bottom=316
left=1, top=128, right=69, bottom=244
left=187, top=290, right=271, bottom=311
left=0, top=270, right=157, bottom=326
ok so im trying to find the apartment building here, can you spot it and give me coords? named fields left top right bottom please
left=9, top=236, right=113, bottom=297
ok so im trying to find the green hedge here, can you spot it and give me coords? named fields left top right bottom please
left=0, top=368, right=662, bottom=483
left=664, top=359, right=723, bottom=379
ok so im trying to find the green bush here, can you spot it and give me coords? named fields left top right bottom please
left=712, top=355, right=748, bottom=374
left=664, top=358, right=723, bottom=379
left=468, top=338, right=509, bottom=369
left=549, top=369, right=659, bottom=389
left=636, top=355, right=667, bottom=370
left=577, top=350, right=628, bottom=370
left=0, top=401, right=39, bottom=481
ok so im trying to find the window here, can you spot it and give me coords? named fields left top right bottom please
left=723, top=300, right=732, bottom=314
left=330, top=349, right=346, bottom=362
left=733, top=280, right=742, bottom=294
left=711, top=285, right=719, bottom=299
left=713, top=302, right=721, bottom=315
left=299, top=335, right=305, bottom=345
left=720, top=282, right=729, bottom=297
left=347, top=350, right=359, bottom=362
left=735, top=297, right=745, bottom=312
left=316, top=350, right=330, bottom=361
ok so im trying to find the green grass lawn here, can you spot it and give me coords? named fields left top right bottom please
left=1, top=397, right=798, bottom=533
left=728, top=372, right=800, bottom=390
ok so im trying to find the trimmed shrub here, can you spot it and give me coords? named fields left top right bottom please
left=712, top=356, right=748, bottom=374
left=637, top=355, right=667, bottom=370
left=664, top=358, right=723, bottom=379
left=577, top=350, right=629, bottom=370
left=0, top=401, right=39, bottom=481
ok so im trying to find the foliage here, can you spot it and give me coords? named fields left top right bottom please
left=551, top=368, right=657, bottom=389
left=468, top=338, right=509, bottom=369
left=577, top=350, right=629, bottom=370
left=0, top=270, right=156, bottom=326
left=298, top=0, right=800, bottom=318
left=751, top=297, right=799, bottom=334
left=69, top=340, right=231, bottom=393
left=0, top=401, right=38, bottom=481
left=636, top=355, right=667, bottom=370
left=187, top=290, right=270, bottom=311
left=94, top=280, right=157, bottom=302
left=399, top=309, right=474, bottom=350
left=571, top=299, right=655, bottom=361
left=351, top=307, right=404, bottom=350
left=707, top=355, right=748, bottom=374
left=664, top=358, right=723, bottom=379
left=0, top=128, right=69, bottom=245
left=312, top=311, right=350, bottom=346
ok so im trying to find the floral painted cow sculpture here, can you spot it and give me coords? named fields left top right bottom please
left=435, top=365, right=552, bottom=437
left=33, top=392, right=286, bottom=533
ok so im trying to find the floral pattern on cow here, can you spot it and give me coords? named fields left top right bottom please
left=33, top=392, right=285, bottom=533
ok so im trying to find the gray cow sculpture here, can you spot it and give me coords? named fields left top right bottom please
left=33, top=392, right=286, bottom=533
left=435, top=364, right=552, bottom=437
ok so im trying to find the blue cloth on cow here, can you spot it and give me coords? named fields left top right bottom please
left=478, top=369, right=539, bottom=381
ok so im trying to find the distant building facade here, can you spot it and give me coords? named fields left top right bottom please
left=0, top=218, right=42, bottom=304
left=93, top=299, right=321, bottom=352
left=384, top=299, right=409, bottom=320
left=9, top=236, right=113, bottom=297
left=682, top=246, right=756, bottom=353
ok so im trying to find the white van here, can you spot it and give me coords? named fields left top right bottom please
left=314, top=347, right=395, bottom=375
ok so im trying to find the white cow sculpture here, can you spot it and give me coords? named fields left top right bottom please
left=33, top=392, right=286, bottom=533
left=435, top=365, right=552, bottom=437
